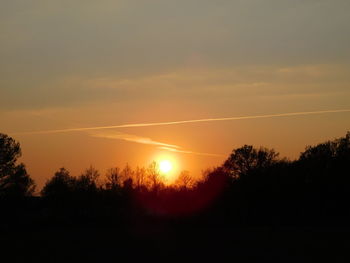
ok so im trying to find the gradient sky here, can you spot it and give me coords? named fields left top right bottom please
left=1, top=0, right=350, bottom=188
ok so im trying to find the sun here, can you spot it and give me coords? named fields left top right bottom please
left=151, top=153, right=180, bottom=184
left=159, top=160, right=172, bottom=174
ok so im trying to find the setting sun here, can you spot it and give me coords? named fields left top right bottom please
left=1, top=1, right=350, bottom=261
left=159, top=160, right=172, bottom=174
left=152, top=153, right=181, bottom=184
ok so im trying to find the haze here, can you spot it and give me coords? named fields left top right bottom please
left=1, top=0, right=350, bottom=188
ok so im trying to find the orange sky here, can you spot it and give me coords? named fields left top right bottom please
left=1, top=1, right=350, bottom=189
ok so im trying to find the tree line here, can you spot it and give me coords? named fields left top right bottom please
left=0, top=131, right=350, bottom=226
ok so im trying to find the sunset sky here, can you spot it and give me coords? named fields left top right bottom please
left=1, top=0, right=350, bottom=188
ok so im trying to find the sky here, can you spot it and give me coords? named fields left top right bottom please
left=1, top=0, right=350, bottom=189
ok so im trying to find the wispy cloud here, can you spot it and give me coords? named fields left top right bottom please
left=12, top=109, right=350, bottom=135
left=91, top=131, right=223, bottom=157
left=92, top=131, right=180, bottom=149
left=158, top=147, right=224, bottom=157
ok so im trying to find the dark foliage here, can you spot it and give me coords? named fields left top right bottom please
left=0, top=133, right=35, bottom=198
left=1, top=132, right=350, bottom=262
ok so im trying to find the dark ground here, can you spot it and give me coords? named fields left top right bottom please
left=2, top=220, right=350, bottom=263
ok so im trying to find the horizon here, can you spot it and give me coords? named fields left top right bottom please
left=1, top=0, right=350, bottom=189
left=4, top=126, right=350, bottom=192
left=2, top=2, right=350, bottom=262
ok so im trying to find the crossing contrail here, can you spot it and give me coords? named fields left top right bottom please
left=11, top=109, right=350, bottom=135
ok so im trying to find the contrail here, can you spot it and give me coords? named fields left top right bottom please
left=11, top=109, right=350, bottom=135
left=89, top=131, right=224, bottom=157
left=158, top=147, right=225, bottom=157
left=91, top=131, right=181, bottom=149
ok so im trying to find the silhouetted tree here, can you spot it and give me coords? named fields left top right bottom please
left=41, top=167, right=75, bottom=198
left=133, top=166, right=146, bottom=190
left=147, top=161, right=164, bottom=191
left=121, top=164, right=134, bottom=186
left=298, top=132, right=350, bottom=185
left=105, top=167, right=122, bottom=191
left=122, top=177, right=133, bottom=192
left=223, top=145, right=279, bottom=179
left=175, top=170, right=195, bottom=189
left=0, top=133, right=35, bottom=197
left=75, top=166, right=100, bottom=193
left=3, top=130, right=350, bottom=232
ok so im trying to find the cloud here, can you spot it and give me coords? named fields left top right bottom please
left=158, top=147, right=224, bottom=157
left=91, top=131, right=222, bottom=157
left=2, top=63, right=349, bottom=111
left=12, top=109, right=350, bottom=135
left=91, top=131, right=180, bottom=149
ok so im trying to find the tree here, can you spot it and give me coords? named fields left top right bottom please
left=105, top=167, right=122, bottom=191
left=223, top=145, right=279, bottom=178
left=75, top=166, right=100, bottom=192
left=0, top=133, right=35, bottom=197
left=298, top=131, right=350, bottom=184
left=133, top=166, right=146, bottom=190
left=147, top=161, right=164, bottom=191
left=175, top=170, right=195, bottom=189
left=121, top=164, right=134, bottom=187
left=300, top=131, right=350, bottom=162
left=41, top=167, right=75, bottom=198
left=337, top=131, right=350, bottom=158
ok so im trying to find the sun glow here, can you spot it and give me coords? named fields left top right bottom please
left=151, top=152, right=180, bottom=184
left=159, top=160, right=172, bottom=174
